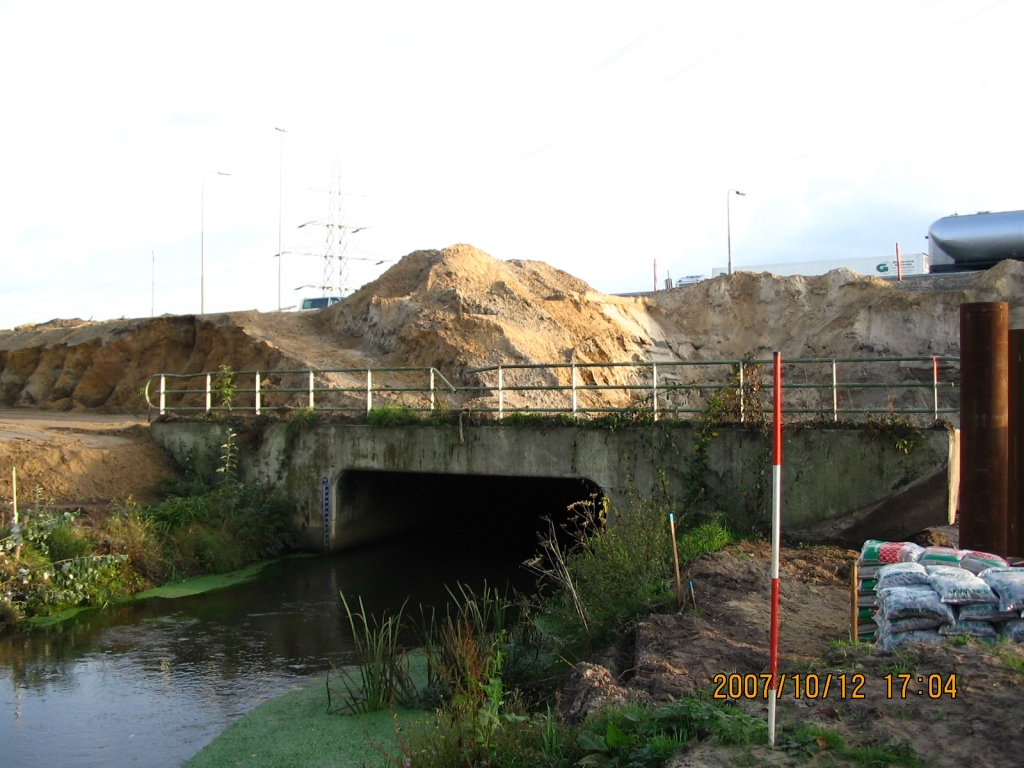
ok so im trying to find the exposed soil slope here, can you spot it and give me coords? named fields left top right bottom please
left=2, top=245, right=1022, bottom=413
left=0, top=410, right=174, bottom=504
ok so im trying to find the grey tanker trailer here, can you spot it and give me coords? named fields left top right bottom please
left=928, top=209, right=1024, bottom=273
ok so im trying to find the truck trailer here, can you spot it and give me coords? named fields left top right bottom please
left=711, top=253, right=929, bottom=279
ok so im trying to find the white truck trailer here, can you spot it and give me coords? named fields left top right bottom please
left=711, top=253, right=929, bottom=279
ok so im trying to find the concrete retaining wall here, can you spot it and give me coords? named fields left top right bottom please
left=150, top=421, right=955, bottom=552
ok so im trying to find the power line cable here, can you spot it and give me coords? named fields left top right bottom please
left=465, top=0, right=554, bottom=70
left=658, top=10, right=785, bottom=85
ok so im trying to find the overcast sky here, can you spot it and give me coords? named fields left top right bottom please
left=2, top=0, right=1021, bottom=328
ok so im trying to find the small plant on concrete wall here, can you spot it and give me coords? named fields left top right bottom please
left=867, top=414, right=924, bottom=455
left=216, top=429, right=239, bottom=485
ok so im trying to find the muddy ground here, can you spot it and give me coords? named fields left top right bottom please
left=564, top=540, right=1024, bottom=767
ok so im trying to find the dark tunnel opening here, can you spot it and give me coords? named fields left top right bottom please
left=334, top=471, right=603, bottom=594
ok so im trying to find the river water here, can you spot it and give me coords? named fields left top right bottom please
left=0, top=526, right=540, bottom=768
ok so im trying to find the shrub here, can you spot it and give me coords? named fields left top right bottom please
left=134, top=480, right=293, bottom=580
left=0, top=503, right=129, bottom=618
left=530, top=494, right=674, bottom=654
left=101, top=504, right=163, bottom=582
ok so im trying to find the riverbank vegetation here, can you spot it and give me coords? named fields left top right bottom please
left=0, top=433, right=294, bottom=631
left=332, top=493, right=747, bottom=767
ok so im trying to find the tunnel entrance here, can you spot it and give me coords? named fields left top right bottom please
left=334, top=470, right=603, bottom=560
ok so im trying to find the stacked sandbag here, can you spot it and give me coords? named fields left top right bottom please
left=856, top=540, right=925, bottom=642
left=927, top=566, right=999, bottom=640
left=978, top=568, right=1024, bottom=642
left=856, top=581, right=878, bottom=641
left=874, top=564, right=952, bottom=650
left=857, top=539, right=1024, bottom=648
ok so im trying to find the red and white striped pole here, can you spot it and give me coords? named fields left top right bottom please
left=768, top=351, right=783, bottom=745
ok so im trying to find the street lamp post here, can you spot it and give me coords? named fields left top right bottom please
left=727, top=188, right=746, bottom=276
left=201, top=171, right=230, bottom=316
left=275, top=127, right=287, bottom=311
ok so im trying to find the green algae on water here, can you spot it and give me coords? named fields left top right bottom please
left=131, top=559, right=278, bottom=600
left=185, top=680, right=425, bottom=768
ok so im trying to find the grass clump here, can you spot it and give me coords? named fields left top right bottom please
left=780, top=726, right=921, bottom=766
left=579, top=698, right=766, bottom=765
left=330, top=594, right=417, bottom=714
left=388, top=694, right=766, bottom=768
left=675, top=520, right=735, bottom=563
left=499, top=412, right=579, bottom=428
left=530, top=496, right=739, bottom=656
left=367, top=405, right=423, bottom=427
left=989, top=638, right=1024, bottom=678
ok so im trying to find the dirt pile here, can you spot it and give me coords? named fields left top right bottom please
left=2, top=245, right=1023, bottom=413
left=0, top=412, right=174, bottom=505
left=319, top=245, right=655, bottom=369
left=315, top=245, right=669, bottom=409
left=561, top=541, right=856, bottom=721
left=0, top=314, right=295, bottom=412
left=664, top=257, right=1024, bottom=361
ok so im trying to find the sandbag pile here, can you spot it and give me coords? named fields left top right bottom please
left=856, top=539, right=1024, bottom=650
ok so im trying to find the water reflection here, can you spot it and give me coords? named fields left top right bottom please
left=0, top=525, right=539, bottom=768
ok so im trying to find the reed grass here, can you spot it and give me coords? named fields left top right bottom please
left=330, top=594, right=417, bottom=714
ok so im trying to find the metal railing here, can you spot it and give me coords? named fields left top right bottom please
left=144, top=355, right=959, bottom=423
left=464, top=356, right=958, bottom=422
left=144, top=367, right=457, bottom=416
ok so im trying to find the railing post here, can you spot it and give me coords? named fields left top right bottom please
left=159, top=375, right=166, bottom=415
left=738, top=361, right=745, bottom=423
left=308, top=370, right=315, bottom=410
left=652, top=363, right=659, bottom=422
left=497, top=366, right=504, bottom=419
left=205, top=374, right=212, bottom=413
left=932, top=355, right=939, bottom=420
left=367, top=369, right=373, bottom=414
left=571, top=363, right=577, bottom=415
left=832, top=359, right=838, bottom=422
left=430, top=368, right=436, bottom=411
left=254, top=372, right=261, bottom=415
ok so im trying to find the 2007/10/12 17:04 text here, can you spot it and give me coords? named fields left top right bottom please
left=712, top=673, right=957, bottom=700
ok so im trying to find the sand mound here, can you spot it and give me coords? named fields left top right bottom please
left=2, top=246, right=1022, bottom=413
left=0, top=420, right=174, bottom=504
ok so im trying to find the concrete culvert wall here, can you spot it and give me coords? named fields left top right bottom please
left=335, top=470, right=601, bottom=553
left=150, top=421, right=957, bottom=553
